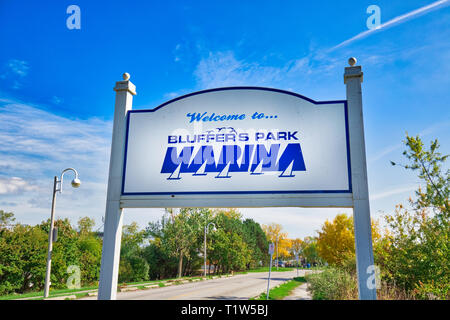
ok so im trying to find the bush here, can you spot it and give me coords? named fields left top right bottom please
left=305, top=268, right=357, bottom=300
left=119, top=255, right=149, bottom=283
left=413, top=280, right=450, bottom=300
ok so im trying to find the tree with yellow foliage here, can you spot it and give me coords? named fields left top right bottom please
left=317, top=213, right=381, bottom=268
left=262, top=223, right=292, bottom=261
left=290, top=238, right=303, bottom=257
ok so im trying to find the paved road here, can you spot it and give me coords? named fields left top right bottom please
left=83, top=270, right=305, bottom=300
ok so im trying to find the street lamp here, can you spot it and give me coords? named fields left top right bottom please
left=43, top=168, right=81, bottom=298
left=204, top=222, right=216, bottom=277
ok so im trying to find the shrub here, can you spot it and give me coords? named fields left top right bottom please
left=413, top=280, right=450, bottom=300
left=305, top=268, right=357, bottom=300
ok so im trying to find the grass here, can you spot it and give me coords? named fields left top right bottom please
left=253, top=277, right=306, bottom=300
left=74, top=292, right=90, bottom=299
left=1, top=273, right=230, bottom=300
left=235, top=266, right=294, bottom=275
left=0, top=285, right=98, bottom=300
left=1, top=276, right=194, bottom=300
left=122, top=274, right=205, bottom=286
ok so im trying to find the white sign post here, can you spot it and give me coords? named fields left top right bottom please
left=344, top=59, right=377, bottom=300
left=98, top=73, right=136, bottom=300
left=98, top=59, right=376, bottom=300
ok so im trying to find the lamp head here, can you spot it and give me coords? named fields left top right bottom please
left=71, top=178, right=81, bottom=188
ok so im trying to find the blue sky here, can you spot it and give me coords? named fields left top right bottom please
left=0, top=0, right=449, bottom=238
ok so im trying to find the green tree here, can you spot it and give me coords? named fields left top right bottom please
left=209, top=209, right=251, bottom=273
left=301, top=236, right=321, bottom=265
left=78, top=236, right=102, bottom=285
left=379, top=204, right=449, bottom=297
left=39, top=218, right=81, bottom=289
left=383, top=134, right=450, bottom=298
left=392, top=134, right=449, bottom=215
left=119, top=222, right=149, bottom=283
left=77, top=217, right=95, bottom=235
left=242, top=218, right=269, bottom=268
left=148, top=208, right=203, bottom=279
left=145, top=208, right=264, bottom=278
left=0, top=214, right=103, bottom=294
left=290, top=238, right=303, bottom=257
left=161, top=209, right=202, bottom=278
left=142, top=239, right=178, bottom=280
left=209, top=229, right=250, bottom=273
left=0, top=223, right=47, bottom=294
left=0, top=210, right=15, bottom=229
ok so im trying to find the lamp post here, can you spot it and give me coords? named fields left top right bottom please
left=204, top=222, right=216, bottom=277
left=43, top=168, right=81, bottom=298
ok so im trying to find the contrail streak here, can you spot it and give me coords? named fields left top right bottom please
left=329, top=0, right=450, bottom=51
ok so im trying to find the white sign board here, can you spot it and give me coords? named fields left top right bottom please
left=121, top=87, right=351, bottom=208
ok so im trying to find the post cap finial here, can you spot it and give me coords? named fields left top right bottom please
left=122, top=73, right=130, bottom=81
left=348, top=57, right=357, bottom=66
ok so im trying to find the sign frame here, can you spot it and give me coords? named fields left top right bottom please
left=98, top=63, right=377, bottom=301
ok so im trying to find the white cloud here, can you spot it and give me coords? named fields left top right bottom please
left=7, top=59, right=29, bottom=77
left=174, top=43, right=182, bottom=62
left=1, top=59, right=30, bottom=90
left=369, top=143, right=402, bottom=163
left=194, top=51, right=282, bottom=88
left=0, top=97, right=112, bottom=227
left=0, top=177, right=37, bottom=194
left=370, top=184, right=418, bottom=201
left=163, top=92, right=181, bottom=100
left=51, top=96, right=62, bottom=105
left=193, top=51, right=343, bottom=93
left=368, top=120, right=450, bottom=163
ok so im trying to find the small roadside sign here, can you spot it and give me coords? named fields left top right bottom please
left=267, top=243, right=275, bottom=299
left=268, top=243, right=275, bottom=255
